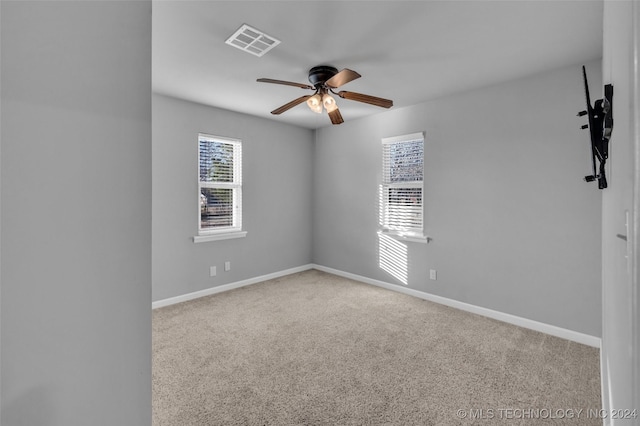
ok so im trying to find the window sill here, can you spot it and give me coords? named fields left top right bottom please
left=378, top=230, right=431, bottom=244
left=193, top=231, right=247, bottom=243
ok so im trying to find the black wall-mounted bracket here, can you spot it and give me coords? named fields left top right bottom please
left=578, top=65, right=614, bottom=189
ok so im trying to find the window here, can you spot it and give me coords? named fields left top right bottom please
left=380, top=132, right=425, bottom=239
left=195, top=133, right=245, bottom=242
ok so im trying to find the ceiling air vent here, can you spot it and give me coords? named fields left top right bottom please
left=225, top=24, right=280, bottom=57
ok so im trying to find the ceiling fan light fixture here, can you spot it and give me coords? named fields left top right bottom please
left=257, top=65, right=394, bottom=125
left=307, top=94, right=323, bottom=113
left=322, top=94, right=337, bottom=112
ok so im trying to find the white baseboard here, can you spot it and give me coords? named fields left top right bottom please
left=152, top=263, right=600, bottom=348
left=152, top=264, right=314, bottom=309
left=312, top=264, right=601, bottom=348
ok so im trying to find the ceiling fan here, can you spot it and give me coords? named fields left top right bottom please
left=257, top=65, right=393, bottom=125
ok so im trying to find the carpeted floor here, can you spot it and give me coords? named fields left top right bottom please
left=153, top=269, right=601, bottom=425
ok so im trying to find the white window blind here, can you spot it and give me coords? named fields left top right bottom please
left=198, top=134, right=242, bottom=235
left=381, top=132, right=424, bottom=236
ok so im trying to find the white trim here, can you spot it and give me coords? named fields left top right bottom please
left=312, top=264, right=601, bottom=348
left=379, top=230, right=431, bottom=244
left=381, top=134, right=425, bottom=236
left=193, top=231, right=247, bottom=243
left=152, top=264, right=314, bottom=309
left=198, top=133, right=243, bottom=235
left=152, top=262, right=601, bottom=348
left=381, top=131, right=424, bottom=145
left=199, top=133, right=241, bottom=145
left=633, top=0, right=640, bottom=410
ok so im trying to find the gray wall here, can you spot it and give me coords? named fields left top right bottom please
left=313, top=61, right=603, bottom=337
left=1, top=2, right=151, bottom=425
left=152, top=94, right=314, bottom=302
left=600, top=0, right=640, bottom=418
left=0, top=2, right=611, bottom=424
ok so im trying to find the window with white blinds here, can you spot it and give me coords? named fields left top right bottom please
left=381, top=132, right=424, bottom=236
left=198, top=133, right=242, bottom=235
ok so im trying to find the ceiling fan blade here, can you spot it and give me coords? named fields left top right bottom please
left=325, top=69, right=361, bottom=88
left=270, top=95, right=311, bottom=115
left=257, top=78, right=313, bottom=90
left=328, top=108, right=344, bottom=125
left=337, top=91, right=393, bottom=108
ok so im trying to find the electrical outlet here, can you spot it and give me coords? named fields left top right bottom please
left=224, top=261, right=231, bottom=271
left=429, top=269, right=437, bottom=280
left=210, top=266, right=217, bottom=277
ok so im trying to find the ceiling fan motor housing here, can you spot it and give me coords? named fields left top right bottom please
left=308, top=65, right=338, bottom=87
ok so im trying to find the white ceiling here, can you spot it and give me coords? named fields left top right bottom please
left=152, top=0, right=603, bottom=129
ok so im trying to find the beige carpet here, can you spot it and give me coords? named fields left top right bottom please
left=153, top=269, right=601, bottom=425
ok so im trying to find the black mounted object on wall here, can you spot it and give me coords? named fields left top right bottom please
left=578, top=65, right=614, bottom=189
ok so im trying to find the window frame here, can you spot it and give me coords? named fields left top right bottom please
left=194, top=133, right=246, bottom=243
left=380, top=132, right=427, bottom=242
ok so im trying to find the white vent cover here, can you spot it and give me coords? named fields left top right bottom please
left=225, top=24, right=280, bottom=57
